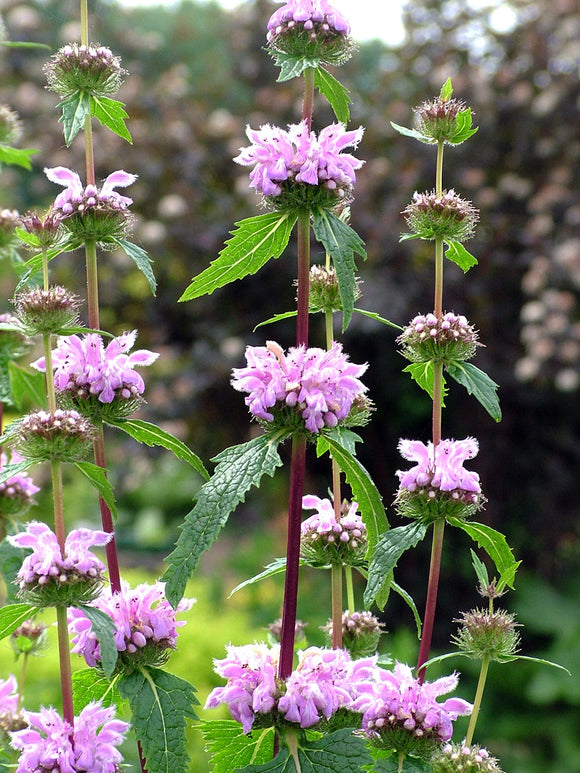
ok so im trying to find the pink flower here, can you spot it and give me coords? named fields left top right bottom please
left=267, top=0, right=351, bottom=38
left=45, top=167, right=137, bottom=215
left=0, top=450, right=40, bottom=500
left=397, top=438, right=481, bottom=497
left=0, top=674, right=19, bottom=715
left=10, top=701, right=128, bottom=773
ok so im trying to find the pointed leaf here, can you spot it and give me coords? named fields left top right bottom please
left=73, top=668, right=122, bottom=713
left=229, top=556, right=288, bottom=597
left=353, top=308, right=403, bottom=331
left=113, top=238, right=156, bottom=295
left=76, top=604, right=118, bottom=678
left=0, top=145, right=38, bottom=170
left=0, top=459, right=35, bottom=486
left=390, top=121, right=433, bottom=144
left=162, top=432, right=287, bottom=607
left=391, top=581, right=422, bottom=638
left=254, top=310, right=297, bottom=330
left=444, top=240, right=478, bottom=271
left=107, top=418, right=209, bottom=481
left=58, top=91, right=91, bottom=146
left=118, top=667, right=198, bottom=773
left=318, top=428, right=387, bottom=551
left=312, top=208, right=366, bottom=331
left=440, top=77, right=454, bottom=100
left=314, top=67, right=351, bottom=124
left=446, top=361, right=501, bottom=422
left=448, top=518, right=519, bottom=590
left=272, top=53, right=319, bottom=82
left=449, top=108, right=478, bottom=144
left=0, top=603, right=37, bottom=640
left=8, top=361, right=48, bottom=409
left=470, top=548, right=491, bottom=590
left=73, top=462, right=117, bottom=519
left=90, top=95, right=132, bottom=143
left=180, top=212, right=297, bottom=302
left=403, top=361, right=447, bottom=404
left=364, top=522, right=427, bottom=609
left=317, top=426, right=361, bottom=458
left=201, top=720, right=274, bottom=773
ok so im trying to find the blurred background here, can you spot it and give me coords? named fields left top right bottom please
left=0, top=0, right=578, bottom=770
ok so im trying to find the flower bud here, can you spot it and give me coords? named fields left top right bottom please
left=431, top=743, right=505, bottom=773
left=8, top=409, right=95, bottom=463
left=19, top=210, right=65, bottom=250
left=0, top=208, right=20, bottom=250
left=414, top=96, right=472, bottom=144
left=307, top=263, right=362, bottom=315
left=12, top=286, right=82, bottom=336
left=452, top=608, right=520, bottom=662
left=403, top=189, right=479, bottom=243
left=398, top=311, right=480, bottom=364
left=0, top=104, right=22, bottom=145
left=10, top=619, right=48, bottom=657
left=267, top=618, right=307, bottom=645
left=322, top=610, right=384, bottom=657
left=44, top=43, right=126, bottom=98
left=0, top=449, right=40, bottom=517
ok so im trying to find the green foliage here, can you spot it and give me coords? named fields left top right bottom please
left=314, top=67, right=351, bottom=124
left=444, top=240, right=478, bottom=271
left=402, top=362, right=447, bottom=404
left=90, top=96, right=132, bottom=143
left=446, top=362, right=501, bottom=422
left=113, top=238, right=156, bottom=295
left=58, top=91, right=91, bottom=146
left=448, top=519, right=519, bottom=589
left=118, top=667, right=198, bottom=773
left=73, top=461, right=118, bottom=520
left=0, top=540, right=26, bottom=603
left=8, top=360, right=47, bottom=409
left=273, top=54, right=320, bottom=82
left=372, top=752, right=433, bottom=772
left=163, top=431, right=288, bottom=607
left=179, top=212, right=298, bottom=302
left=75, top=604, right=118, bottom=678
left=0, top=458, right=34, bottom=486
left=0, top=603, right=38, bottom=640
left=202, top=720, right=275, bottom=773
left=0, top=144, right=38, bottom=170
left=73, top=668, right=122, bottom=713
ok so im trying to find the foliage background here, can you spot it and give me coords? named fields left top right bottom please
left=0, top=0, right=578, bottom=771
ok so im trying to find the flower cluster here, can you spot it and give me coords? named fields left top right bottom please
left=452, top=608, right=520, bottom=663
left=205, top=643, right=374, bottom=733
left=10, top=619, right=48, bottom=658
left=10, top=702, right=128, bottom=773
left=68, top=581, right=193, bottom=672
left=321, top=610, right=384, bottom=658
left=352, top=662, right=472, bottom=756
left=396, top=437, right=482, bottom=522
left=431, top=743, right=505, bottom=773
left=266, top=0, right=353, bottom=64
left=8, top=522, right=111, bottom=606
left=13, top=285, right=81, bottom=336
left=413, top=96, right=469, bottom=144
left=0, top=449, right=39, bottom=516
left=307, top=262, right=361, bottom=314
left=32, top=330, right=158, bottom=420
left=9, top=409, right=95, bottom=463
left=300, top=494, right=367, bottom=565
left=44, top=43, right=126, bottom=98
left=234, top=121, right=364, bottom=210
left=398, top=311, right=479, bottom=364
left=19, top=210, right=64, bottom=249
left=232, top=340, right=367, bottom=434
left=403, top=189, right=479, bottom=243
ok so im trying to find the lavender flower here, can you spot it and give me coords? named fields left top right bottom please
left=0, top=449, right=39, bottom=515
left=321, top=610, right=384, bottom=658
left=8, top=522, right=111, bottom=606
left=10, top=701, right=128, bottom=773
left=68, top=581, right=193, bottom=672
left=9, top=409, right=95, bottom=463
left=0, top=675, right=26, bottom=736
left=300, top=494, right=367, bottom=565
left=234, top=121, right=363, bottom=210
left=231, top=340, right=368, bottom=434
left=352, top=662, right=472, bottom=754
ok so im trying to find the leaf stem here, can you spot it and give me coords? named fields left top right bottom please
left=302, top=67, right=315, bottom=131
left=345, top=566, right=355, bottom=612
left=331, top=563, right=343, bottom=649
left=296, top=210, right=310, bottom=347
left=56, top=605, right=75, bottom=727
left=465, top=656, right=490, bottom=746
left=416, top=518, right=445, bottom=679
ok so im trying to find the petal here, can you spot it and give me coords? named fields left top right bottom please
left=101, top=170, right=138, bottom=196
left=44, top=166, right=83, bottom=192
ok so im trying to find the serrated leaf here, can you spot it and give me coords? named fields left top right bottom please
left=364, top=522, right=427, bottom=610
left=162, top=432, right=287, bottom=607
left=118, top=667, right=198, bottom=773
left=318, top=429, right=387, bottom=551
left=73, top=462, right=117, bottom=519
left=353, top=309, right=403, bottom=331
left=440, top=77, right=454, bottom=101
left=403, top=361, right=447, bottom=404
left=448, top=518, right=520, bottom=589
left=311, top=209, right=366, bottom=331
left=314, top=67, right=351, bottom=124
left=107, top=418, right=209, bottom=481
left=470, top=548, right=490, bottom=590
left=446, top=361, right=501, bottom=421
left=391, top=581, right=422, bottom=638
left=0, top=459, right=35, bottom=486
left=73, top=669, right=122, bottom=713
left=76, top=604, right=118, bottom=678
left=201, top=720, right=274, bottom=773
left=180, top=212, right=297, bottom=302
left=113, top=238, right=156, bottom=295
left=254, top=310, right=297, bottom=331
left=444, top=240, right=478, bottom=271
left=272, top=53, right=320, bottom=82
left=0, top=145, right=38, bottom=170
left=390, top=121, right=433, bottom=144
left=0, top=603, right=37, bottom=640
left=317, top=426, right=361, bottom=458
left=90, top=95, right=132, bottom=143
left=374, top=753, right=433, bottom=772
left=449, top=108, right=478, bottom=144
left=58, top=91, right=91, bottom=146
left=8, top=361, right=47, bottom=409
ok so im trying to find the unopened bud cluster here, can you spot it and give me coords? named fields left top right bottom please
left=307, top=264, right=361, bottom=315
left=414, top=96, right=468, bottom=144
left=13, top=286, right=81, bottom=335
left=19, top=210, right=64, bottom=249
left=0, top=208, right=20, bottom=249
left=11, top=619, right=48, bottom=657
left=322, top=610, right=384, bottom=657
left=0, top=312, right=28, bottom=359
left=398, top=312, right=479, bottom=364
left=452, top=608, right=520, bottom=662
left=403, top=189, right=479, bottom=243
left=44, top=43, right=126, bottom=98
left=431, top=743, right=505, bottom=773
left=0, top=104, right=22, bottom=145
left=9, top=409, right=94, bottom=463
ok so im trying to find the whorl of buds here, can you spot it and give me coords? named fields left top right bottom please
left=398, top=311, right=480, bottom=364
left=452, top=608, right=520, bottom=662
left=414, top=96, right=468, bottom=144
left=10, top=619, right=48, bottom=657
left=0, top=208, right=20, bottom=249
left=44, top=43, right=126, bottom=98
left=0, top=450, right=40, bottom=517
left=431, top=743, right=505, bottom=773
left=0, top=312, right=29, bottom=362
left=267, top=617, right=308, bottom=645
left=300, top=495, right=368, bottom=566
left=307, top=263, right=361, bottom=315
left=13, top=286, right=82, bottom=336
left=8, top=409, right=95, bottom=463
left=322, top=610, right=384, bottom=658
left=19, top=210, right=65, bottom=250
left=0, top=104, right=22, bottom=145
left=403, top=189, right=479, bottom=243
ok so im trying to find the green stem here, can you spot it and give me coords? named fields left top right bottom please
left=16, top=652, right=29, bottom=712
left=84, top=238, right=100, bottom=331
left=331, top=563, right=343, bottom=649
left=436, top=140, right=444, bottom=196
left=296, top=210, right=311, bottom=347
left=302, top=67, right=315, bottom=131
left=416, top=518, right=445, bottom=679
left=56, top=605, right=75, bottom=727
left=345, top=566, right=355, bottom=612
left=51, top=460, right=66, bottom=552
left=464, top=656, right=490, bottom=746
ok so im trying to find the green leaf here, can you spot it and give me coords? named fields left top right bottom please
left=76, top=604, right=118, bottom=678
left=444, top=240, right=478, bottom=272
left=162, top=432, right=287, bottom=607
left=179, top=212, right=297, bottom=302
left=446, top=361, right=501, bottom=422
left=449, top=108, right=478, bottom=144
left=118, top=667, right=198, bottom=773
left=403, top=361, right=447, bottom=404
left=440, top=77, right=454, bottom=100
left=8, top=361, right=47, bottom=409
left=374, top=752, right=433, bottom=772
left=201, top=720, right=275, bottom=773
left=272, top=53, right=320, bottom=82
left=391, top=581, right=422, bottom=638
left=353, top=309, right=403, bottom=331
left=113, top=238, right=156, bottom=295
left=314, top=67, right=351, bottom=124
left=0, top=603, right=37, bottom=640
left=90, top=95, right=132, bottom=143
left=0, top=145, right=38, bottom=170
left=364, top=522, right=427, bottom=610
left=58, top=91, right=91, bottom=146
left=73, top=462, right=117, bottom=520
left=107, top=418, right=209, bottom=481
left=0, top=40, right=51, bottom=50
left=73, top=668, right=122, bottom=713
left=229, top=556, right=288, bottom=597
left=0, top=539, right=27, bottom=603
left=311, top=208, right=366, bottom=331
left=317, top=426, right=361, bottom=458
left=470, top=548, right=491, bottom=589
left=511, top=654, right=571, bottom=675
left=319, top=428, right=387, bottom=551
left=448, top=519, right=520, bottom=590
left=390, top=121, right=433, bottom=144
left=254, top=310, right=297, bottom=331
left=0, top=459, right=35, bottom=486
left=241, top=728, right=372, bottom=773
